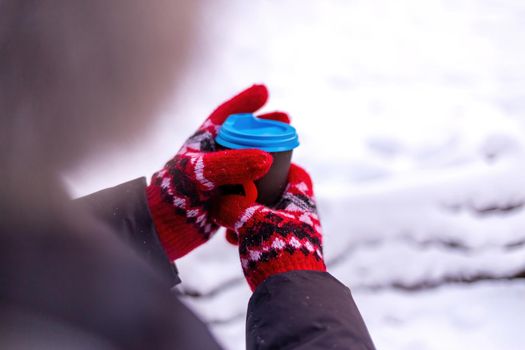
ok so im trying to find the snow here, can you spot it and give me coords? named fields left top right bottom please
left=66, top=0, right=525, bottom=349
left=357, top=280, right=525, bottom=350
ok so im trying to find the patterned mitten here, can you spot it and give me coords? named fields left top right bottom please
left=147, top=84, right=284, bottom=260
left=214, top=164, right=326, bottom=291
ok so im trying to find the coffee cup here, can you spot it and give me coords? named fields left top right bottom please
left=215, top=113, right=299, bottom=206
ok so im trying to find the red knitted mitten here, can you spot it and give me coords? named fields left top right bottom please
left=147, top=85, right=283, bottom=260
left=214, top=164, right=326, bottom=291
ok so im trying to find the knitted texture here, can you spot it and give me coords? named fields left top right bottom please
left=214, top=164, right=326, bottom=291
left=147, top=85, right=279, bottom=260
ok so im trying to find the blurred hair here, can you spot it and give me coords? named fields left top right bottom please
left=0, top=0, right=197, bottom=175
left=0, top=0, right=198, bottom=208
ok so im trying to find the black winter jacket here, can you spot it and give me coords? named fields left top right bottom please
left=1, top=178, right=375, bottom=349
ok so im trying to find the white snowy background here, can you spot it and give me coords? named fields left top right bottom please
left=67, top=1, right=525, bottom=349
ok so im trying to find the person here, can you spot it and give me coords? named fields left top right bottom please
left=0, top=1, right=376, bottom=349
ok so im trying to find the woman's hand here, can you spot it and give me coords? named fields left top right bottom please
left=213, top=164, right=326, bottom=291
left=146, top=84, right=288, bottom=261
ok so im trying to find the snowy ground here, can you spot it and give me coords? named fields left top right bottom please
left=67, top=1, right=525, bottom=349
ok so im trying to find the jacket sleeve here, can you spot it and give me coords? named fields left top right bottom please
left=246, top=270, right=376, bottom=350
left=76, top=177, right=181, bottom=287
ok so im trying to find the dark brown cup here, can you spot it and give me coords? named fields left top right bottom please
left=216, top=145, right=293, bottom=206
left=255, top=150, right=292, bottom=206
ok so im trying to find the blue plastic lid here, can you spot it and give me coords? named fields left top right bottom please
left=215, top=113, right=299, bottom=152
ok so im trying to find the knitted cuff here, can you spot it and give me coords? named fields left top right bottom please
left=243, top=251, right=326, bottom=291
